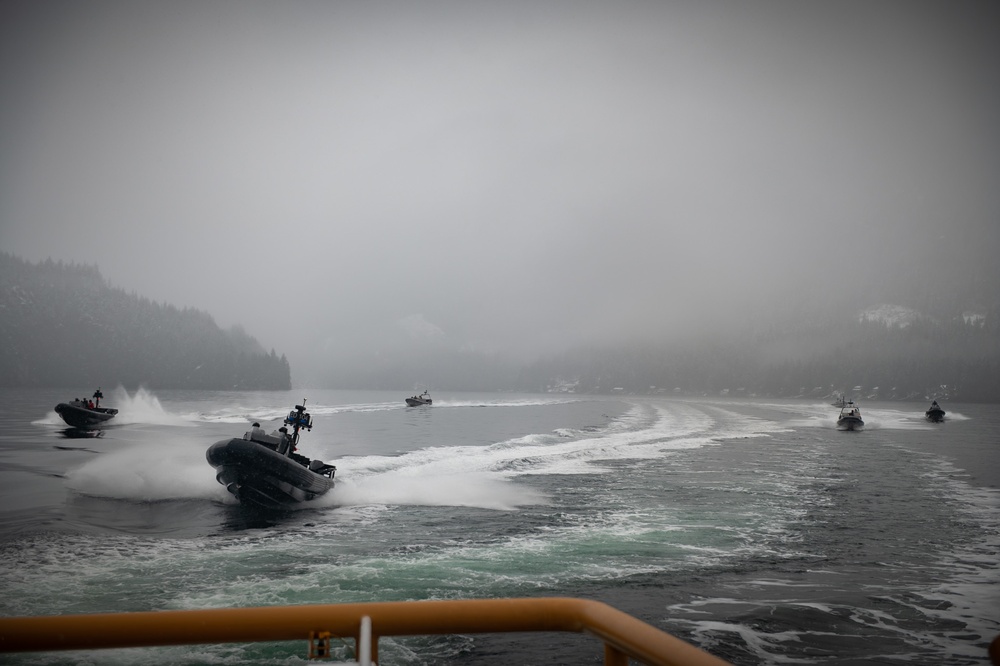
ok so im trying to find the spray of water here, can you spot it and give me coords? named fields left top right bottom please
left=65, top=438, right=225, bottom=501
left=108, top=386, right=191, bottom=426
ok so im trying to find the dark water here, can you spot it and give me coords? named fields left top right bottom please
left=0, top=387, right=997, bottom=665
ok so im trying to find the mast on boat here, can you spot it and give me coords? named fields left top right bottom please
left=284, top=399, right=312, bottom=448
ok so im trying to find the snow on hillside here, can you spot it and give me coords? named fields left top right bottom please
left=858, top=304, right=925, bottom=328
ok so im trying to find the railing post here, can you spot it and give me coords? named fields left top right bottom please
left=358, top=616, right=372, bottom=666
left=604, top=642, right=629, bottom=666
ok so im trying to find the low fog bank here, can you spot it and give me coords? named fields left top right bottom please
left=309, top=312, right=1000, bottom=403
left=303, top=221, right=1000, bottom=401
left=3, top=245, right=996, bottom=400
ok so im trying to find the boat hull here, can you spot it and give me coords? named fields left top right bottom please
left=925, top=408, right=945, bottom=422
left=206, top=438, right=334, bottom=509
left=837, top=416, right=864, bottom=431
left=54, top=403, right=118, bottom=429
left=405, top=398, right=432, bottom=406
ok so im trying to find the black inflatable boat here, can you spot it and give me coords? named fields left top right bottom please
left=206, top=401, right=336, bottom=509
left=55, top=388, right=117, bottom=429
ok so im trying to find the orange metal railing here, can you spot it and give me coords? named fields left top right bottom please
left=0, top=597, right=731, bottom=666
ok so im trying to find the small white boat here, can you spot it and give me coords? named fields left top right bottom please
left=837, top=400, right=864, bottom=430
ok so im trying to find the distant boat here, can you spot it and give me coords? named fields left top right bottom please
left=925, top=400, right=946, bottom=423
left=831, top=393, right=848, bottom=408
left=54, top=388, right=117, bottom=429
left=837, top=400, right=864, bottom=431
left=405, top=390, right=432, bottom=407
left=206, top=400, right=336, bottom=509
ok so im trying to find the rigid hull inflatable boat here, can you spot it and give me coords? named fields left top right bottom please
left=207, top=401, right=335, bottom=508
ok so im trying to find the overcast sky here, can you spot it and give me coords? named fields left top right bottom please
left=2, top=1, right=998, bottom=381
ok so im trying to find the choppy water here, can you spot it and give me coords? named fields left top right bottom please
left=0, top=388, right=997, bottom=665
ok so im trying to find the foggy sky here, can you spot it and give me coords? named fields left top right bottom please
left=2, top=1, right=998, bottom=384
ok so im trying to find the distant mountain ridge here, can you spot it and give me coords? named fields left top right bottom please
left=309, top=297, right=999, bottom=401
left=514, top=300, right=1000, bottom=402
left=0, top=253, right=291, bottom=389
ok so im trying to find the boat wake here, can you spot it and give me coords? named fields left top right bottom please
left=307, top=401, right=782, bottom=511
left=192, top=401, right=401, bottom=423
left=190, top=396, right=580, bottom=424
left=319, top=472, right=546, bottom=511
left=661, top=453, right=1000, bottom=665
left=436, top=397, right=583, bottom=409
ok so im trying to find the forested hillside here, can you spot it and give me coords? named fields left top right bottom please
left=0, top=254, right=290, bottom=389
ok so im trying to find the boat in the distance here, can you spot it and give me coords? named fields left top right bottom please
left=206, top=400, right=336, bottom=509
left=837, top=400, right=864, bottom=430
left=405, top=390, right=432, bottom=406
left=925, top=400, right=946, bottom=423
left=54, top=388, right=118, bottom=429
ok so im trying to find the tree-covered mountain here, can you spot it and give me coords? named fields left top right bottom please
left=0, top=254, right=290, bottom=389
